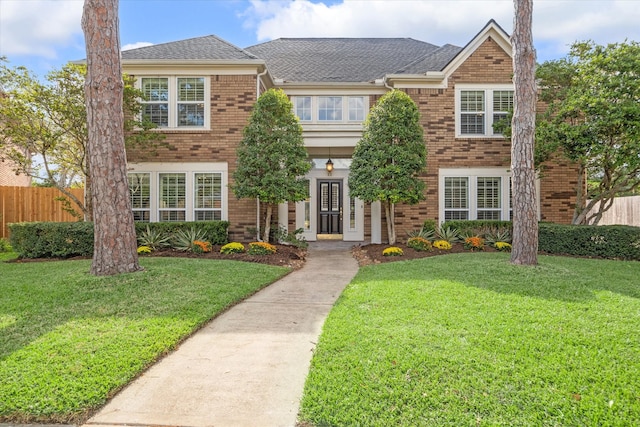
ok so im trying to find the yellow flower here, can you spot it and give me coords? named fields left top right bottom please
left=137, top=245, right=152, bottom=254
left=433, top=240, right=452, bottom=250
left=383, top=246, right=404, bottom=256
left=407, top=237, right=432, bottom=251
left=248, top=241, right=277, bottom=255
left=495, top=241, right=512, bottom=252
left=220, top=242, right=245, bottom=254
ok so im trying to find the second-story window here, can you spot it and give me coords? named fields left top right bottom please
left=140, top=76, right=209, bottom=129
left=294, top=96, right=312, bottom=121
left=456, top=85, right=514, bottom=137
left=318, top=96, right=343, bottom=121
left=292, top=95, right=368, bottom=123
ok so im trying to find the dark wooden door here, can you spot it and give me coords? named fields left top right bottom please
left=318, top=180, right=342, bottom=234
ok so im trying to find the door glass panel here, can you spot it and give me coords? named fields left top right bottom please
left=331, top=183, right=339, bottom=212
left=321, top=183, right=329, bottom=211
left=349, top=197, right=356, bottom=230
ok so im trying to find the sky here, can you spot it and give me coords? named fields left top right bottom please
left=1, top=0, right=640, bottom=78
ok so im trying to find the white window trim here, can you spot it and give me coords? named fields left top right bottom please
left=291, top=95, right=368, bottom=124
left=139, top=76, right=210, bottom=130
left=455, top=84, right=513, bottom=138
left=438, top=168, right=540, bottom=223
left=128, top=162, right=227, bottom=222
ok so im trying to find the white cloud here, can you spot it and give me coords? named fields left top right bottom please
left=0, top=0, right=84, bottom=58
left=122, top=42, right=154, bottom=51
left=244, top=0, right=640, bottom=61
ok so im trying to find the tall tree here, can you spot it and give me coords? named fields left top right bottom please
left=0, top=60, right=162, bottom=219
left=82, top=0, right=141, bottom=275
left=349, top=90, right=426, bottom=245
left=510, top=0, right=538, bottom=265
left=536, top=41, right=640, bottom=224
left=231, top=88, right=311, bottom=241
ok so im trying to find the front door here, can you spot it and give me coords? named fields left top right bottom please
left=318, top=180, right=342, bottom=235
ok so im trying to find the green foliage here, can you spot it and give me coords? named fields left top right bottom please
left=9, top=221, right=228, bottom=258
left=539, top=223, right=640, bottom=260
left=170, top=227, right=208, bottom=252
left=270, top=225, right=308, bottom=248
left=535, top=41, right=640, bottom=224
left=247, top=241, right=277, bottom=255
left=9, top=222, right=94, bottom=258
left=406, top=226, right=435, bottom=242
left=231, top=88, right=311, bottom=205
left=0, top=237, right=13, bottom=253
left=137, top=226, right=171, bottom=251
left=444, top=220, right=513, bottom=239
left=435, top=225, right=460, bottom=243
left=0, top=257, right=288, bottom=422
left=133, top=221, right=229, bottom=246
left=300, top=254, right=640, bottom=426
left=422, top=218, right=437, bottom=232
left=406, top=236, right=432, bottom=251
left=349, top=90, right=426, bottom=205
left=0, top=60, right=164, bottom=217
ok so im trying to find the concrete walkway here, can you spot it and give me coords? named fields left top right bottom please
left=83, top=241, right=359, bottom=427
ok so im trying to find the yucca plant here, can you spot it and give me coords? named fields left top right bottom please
left=436, top=225, right=460, bottom=243
left=485, top=228, right=512, bottom=244
left=137, top=226, right=171, bottom=251
left=171, top=227, right=208, bottom=252
left=407, top=226, right=436, bottom=241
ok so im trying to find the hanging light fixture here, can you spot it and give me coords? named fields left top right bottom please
left=325, top=158, right=334, bottom=173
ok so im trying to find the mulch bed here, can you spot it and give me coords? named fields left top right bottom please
left=352, top=242, right=500, bottom=266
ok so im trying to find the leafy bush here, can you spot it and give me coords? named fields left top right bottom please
left=134, top=221, right=229, bottom=245
left=220, top=242, right=246, bottom=254
left=270, top=225, right=308, bottom=248
left=0, top=237, right=12, bottom=253
left=407, top=236, right=432, bottom=251
left=445, top=220, right=512, bottom=239
left=248, top=241, right=277, bottom=255
left=137, top=226, right=171, bottom=250
left=422, top=219, right=437, bottom=233
left=171, top=227, right=209, bottom=252
left=382, top=246, right=404, bottom=256
left=539, top=223, right=640, bottom=260
left=435, top=225, right=460, bottom=243
left=9, top=222, right=94, bottom=258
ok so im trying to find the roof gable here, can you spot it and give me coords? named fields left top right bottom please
left=121, top=35, right=258, bottom=61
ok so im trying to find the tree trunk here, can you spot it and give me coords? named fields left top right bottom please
left=263, top=203, right=272, bottom=242
left=385, top=201, right=396, bottom=245
left=510, top=0, right=538, bottom=265
left=82, top=0, right=141, bottom=275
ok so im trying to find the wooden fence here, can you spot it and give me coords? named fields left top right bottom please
left=592, top=195, right=640, bottom=227
left=0, top=186, right=85, bottom=238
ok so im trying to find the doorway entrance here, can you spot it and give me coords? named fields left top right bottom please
left=317, top=180, right=342, bottom=236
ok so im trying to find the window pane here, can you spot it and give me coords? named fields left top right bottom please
left=128, top=173, right=150, bottom=209
left=159, top=173, right=186, bottom=209
left=444, top=177, right=468, bottom=209
left=178, top=103, right=204, bottom=126
left=142, top=78, right=168, bottom=101
left=348, top=96, right=365, bottom=121
left=159, top=211, right=186, bottom=222
left=318, top=96, right=342, bottom=121
left=461, top=114, right=484, bottom=134
left=132, top=211, right=150, bottom=222
left=461, top=91, right=484, bottom=112
left=195, top=173, right=221, bottom=208
left=143, top=104, right=168, bottom=127
left=477, top=177, right=501, bottom=209
left=493, top=90, right=513, bottom=112
left=445, top=211, right=469, bottom=221
left=195, top=211, right=221, bottom=221
left=294, top=97, right=312, bottom=121
left=177, top=78, right=204, bottom=101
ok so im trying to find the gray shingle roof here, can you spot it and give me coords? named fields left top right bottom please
left=121, top=35, right=258, bottom=61
left=245, top=38, right=459, bottom=82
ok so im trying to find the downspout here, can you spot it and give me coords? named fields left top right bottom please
left=255, top=67, right=269, bottom=241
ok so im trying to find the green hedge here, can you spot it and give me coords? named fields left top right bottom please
left=9, top=221, right=229, bottom=259
left=538, top=223, right=640, bottom=260
left=440, top=220, right=640, bottom=261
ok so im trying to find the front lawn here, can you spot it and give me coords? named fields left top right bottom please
left=0, top=257, right=289, bottom=423
left=299, top=253, right=640, bottom=426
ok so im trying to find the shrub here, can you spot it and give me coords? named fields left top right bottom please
left=9, top=222, right=94, bottom=258
left=0, top=237, right=12, bottom=253
left=433, top=240, right=452, bottom=250
left=382, top=246, right=403, bottom=256
left=137, top=245, right=152, bottom=254
left=422, top=219, right=437, bottom=233
left=435, top=226, right=460, bottom=243
left=407, top=236, right=432, bottom=251
left=485, top=228, right=512, bottom=245
left=220, top=242, right=246, bottom=254
left=445, top=220, right=512, bottom=239
left=137, top=226, right=171, bottom=250
left=171, top=227, right=209, bottom=252
left=494, top=241, right=512, bottom=252
left=539, top=223, right=640, bottom=260
left=464, top=236, right=485, bottom=251
left=134, top=221, right=229, bottom=245
left=248, top=241, right=277, bottom=255
left=270, top=225, right=308, bottom=248
left=407, top=227, right=435, bottom=242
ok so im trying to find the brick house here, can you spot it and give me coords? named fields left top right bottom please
left=121, top=20, right=577, bottom=243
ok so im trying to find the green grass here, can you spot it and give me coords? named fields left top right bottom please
left=0, top=257, right=289, bottom=423
left=300, top=253, right=640, bottom=426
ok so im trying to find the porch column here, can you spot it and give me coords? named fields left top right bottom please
left=371, top=201, right=382, bottom=244
left=278, top=202, right=289, bottom=233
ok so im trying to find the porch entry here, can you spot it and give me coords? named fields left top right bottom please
left=317, top=180, right=342, bottom=237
